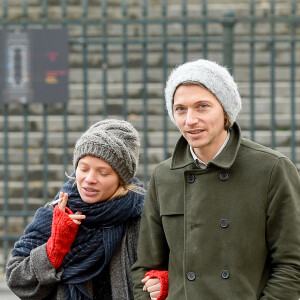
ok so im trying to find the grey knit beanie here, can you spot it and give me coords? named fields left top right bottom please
left=73, top=119, right=140, bottom=185
left=165, top=59, right=242, bottom=124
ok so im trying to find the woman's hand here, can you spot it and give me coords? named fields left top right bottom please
left=142, top=276, right=161, bottom=300
left=46, top=192, right=86, bottom=269
left=58, top=192, right=86, bottom=224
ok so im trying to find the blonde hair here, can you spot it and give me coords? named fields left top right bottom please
left=108, top=183, right=145, bottom=200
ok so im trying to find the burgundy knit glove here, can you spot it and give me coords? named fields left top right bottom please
left=46, top=205, right=79, bottom=269
left=144, top=270, right=169, bottom=300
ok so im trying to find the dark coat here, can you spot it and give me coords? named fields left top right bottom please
left=132, top=123, right=300, bottom=299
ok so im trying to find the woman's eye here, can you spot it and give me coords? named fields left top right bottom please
left=99, top=172, right=109, bottom=176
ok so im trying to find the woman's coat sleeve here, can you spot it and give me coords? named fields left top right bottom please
left=6, top=243, right=63, bottom=300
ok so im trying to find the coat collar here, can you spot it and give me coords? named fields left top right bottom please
left=170, top=122, right=241, bottom=170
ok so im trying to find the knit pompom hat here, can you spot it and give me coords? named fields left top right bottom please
left=73, top=119, right=140, bottom=185
left=165, top=59, right=242, bottom=124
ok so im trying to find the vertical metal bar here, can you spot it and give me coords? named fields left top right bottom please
left=22, top=0, right=29, bottom=228
left=82, top=0, right=88, bottom=130
left=101, top=0, right=108, bottom=118
left=41, top=0, right=47, bottom=26
left=142, top=0, right=149, bottom=187
left=41, top=0, right=48, bottom=204
left=270, top=0, right=276, bottom=149
left=61, top=0, right=68, bottom=25
left=249, top=0, right=256, bottom=141
left=3, top=104, right=10, bottom=268
left=202, top=0, right=208, bottom=59
left=61, top=0, right=69, bottom=177
left=122, top=0, right=128, bottom=120
left=2, top=0, right=9, bottom=269
left=222, top=9, right=235, bottom=73
left=182, top=0, right=187, bottom=62
left=289, top=0, right=296, bottom=163
left=42, top=111, right=48, bottom=203
left=162, top=0, right=168, bottom=160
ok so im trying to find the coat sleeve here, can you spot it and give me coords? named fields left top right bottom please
left=6, top=243, right=63, bottom=300
left=131, top=172, right=169, bottom=300
left=261, top=157, right=300, bottom=299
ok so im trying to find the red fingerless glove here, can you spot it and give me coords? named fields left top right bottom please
left=145, top=270, right=169, bottom=300
left=46, top=205, right=79, bottom=269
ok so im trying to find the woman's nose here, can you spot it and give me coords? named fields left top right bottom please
left=85, top=171, right=97, bottom=183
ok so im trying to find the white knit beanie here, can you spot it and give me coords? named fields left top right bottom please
left=165, top=59, right=242, bottom=124
left=73, top=119, right=140, bottom=185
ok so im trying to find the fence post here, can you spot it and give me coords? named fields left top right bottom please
left=222, top=9, right=235, bottom=73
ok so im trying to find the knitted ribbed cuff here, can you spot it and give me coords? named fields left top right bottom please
left=145, top=270, right=169, bottom=300
left=46, top=205, right=79, bottom=269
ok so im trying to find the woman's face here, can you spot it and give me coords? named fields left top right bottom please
left=76, top=155, right=121, bottom=204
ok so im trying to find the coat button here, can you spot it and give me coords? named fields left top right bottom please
left=187, top=272, right=196, bottom=281
left=220, top=219, right=229, bottom=228
left=221, top=270, right=230, bottom=279
left=219, top=172, right=229, bottom=181
left=187, top=174, right=195, bottom=183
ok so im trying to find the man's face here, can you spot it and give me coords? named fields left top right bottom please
left=173, top=84, right=227, bottom=161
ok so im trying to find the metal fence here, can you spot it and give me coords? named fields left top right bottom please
left=0, top=0, right=299, bottom=269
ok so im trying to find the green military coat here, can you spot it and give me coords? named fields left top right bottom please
left=132, top=123, right=300, bottom=299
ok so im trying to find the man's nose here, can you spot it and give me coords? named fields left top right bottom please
left=185, top=109, right=197, bottom=125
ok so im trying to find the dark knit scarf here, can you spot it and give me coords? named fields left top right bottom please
left=12, top=177, right=145, bottom=300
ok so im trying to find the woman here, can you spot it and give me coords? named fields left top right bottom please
left=6, top=119, right=164, bottom=300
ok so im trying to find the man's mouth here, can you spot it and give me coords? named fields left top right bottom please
left=187, top=129, right=204, bottom=134
left=186, top=128, right=206, bottom=136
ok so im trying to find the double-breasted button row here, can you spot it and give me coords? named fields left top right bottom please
left=190, top=220, right=229, bottom=229
left=186, top=271, right=229, bottom=280
left=186, top=172, right=229, bottom=184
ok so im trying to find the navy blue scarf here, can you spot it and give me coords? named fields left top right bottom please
left=13, top=177, right=145, bottom=300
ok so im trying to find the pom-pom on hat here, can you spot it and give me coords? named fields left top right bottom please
left=165, top=59, right=242, bottom=125
left=73, top=119, right=140, bottom=185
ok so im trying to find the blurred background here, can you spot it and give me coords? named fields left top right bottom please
left=0, top=0, right=299, bottom=272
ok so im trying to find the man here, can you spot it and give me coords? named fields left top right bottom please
left=131, top=59, right=300, bottom=299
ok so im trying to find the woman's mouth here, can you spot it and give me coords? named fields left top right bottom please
left=83, top=187, right=99, bottom=197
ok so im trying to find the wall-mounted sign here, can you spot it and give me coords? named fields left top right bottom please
left=0, top=28, right=68, bottom=104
